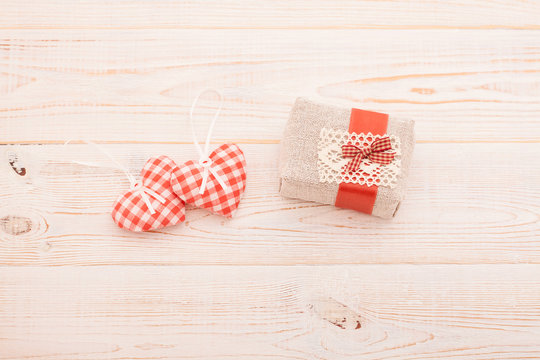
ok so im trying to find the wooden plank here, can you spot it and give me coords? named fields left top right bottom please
left=1, top=30, right=540, bottom=143
left=2, top=2, right=539, bottom=359
left=1, top=1, right=540, bottom=30
left=0, top=143, right=538, bottom=265
left=1, top=265, right=539, bottom=359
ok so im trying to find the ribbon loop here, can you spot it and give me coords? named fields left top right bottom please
left=342, top=136, right=395, bottom=172
left=64, top=139, right=166, bottom=215
left=188, top=89, right=231, bottom=195
left=198, top=157, right=212, bottom=167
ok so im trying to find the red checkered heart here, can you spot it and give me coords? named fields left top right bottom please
left=171, top=143, right=246, bottom=218
left=112, top=156, right=185, bottom=232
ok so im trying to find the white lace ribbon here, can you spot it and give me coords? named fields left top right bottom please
left=189, top=89, right=230, bottom=195
left=317, top=129, right=402, bottom=188
left=64, top=140, right=166, bottom=214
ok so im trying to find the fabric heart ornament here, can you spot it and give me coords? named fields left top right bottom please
left=171, top=143, right=246, bottom=218
left=112, top=156, right=185, bottom=232
left=170, top=89, right=247, bottom=218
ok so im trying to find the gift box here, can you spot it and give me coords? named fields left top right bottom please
left=279, top=98, right=415, bottom=219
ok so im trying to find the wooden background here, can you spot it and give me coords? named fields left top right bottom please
left=1, top=1, right=539, bottom=359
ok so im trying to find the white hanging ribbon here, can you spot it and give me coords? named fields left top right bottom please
left=64, top=139, right=166, bottom=215
left=129, top=180, right=166, bottom=215
left=189, top=89, right=230, bottom=195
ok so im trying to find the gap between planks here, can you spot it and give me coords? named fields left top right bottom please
left=2, top=140, right=540, bottom=145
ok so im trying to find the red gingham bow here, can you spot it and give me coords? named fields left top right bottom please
left=342, top=136, right=395, bottom=172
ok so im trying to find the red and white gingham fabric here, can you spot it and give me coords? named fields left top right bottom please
left=171, top=143, right=246, bottom=218
left=342, top=136, right=395, bottom=172
left=112, top=156, right=185, bottom=232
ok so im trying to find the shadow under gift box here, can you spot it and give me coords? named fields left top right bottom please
left=279, top=98, right=415, bottom=219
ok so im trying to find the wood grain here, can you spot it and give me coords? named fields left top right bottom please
left=1, top=30, right=540, bottom=143
left=1, top=1, right=540, bottom=358
left=0, top=143, right=537, bottom=266
left=1, top=265, right=539, bottom=359
left=1, top=1, right=540, bottom=29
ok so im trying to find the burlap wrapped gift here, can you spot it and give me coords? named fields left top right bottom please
left=279, top=97, right=415, bottom=219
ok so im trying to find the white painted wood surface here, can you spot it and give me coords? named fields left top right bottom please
left=2, top=265, right=540, bottom=359
left=2, top=30, right=540, bottom=143
left=1, top=1, right=539, bottom=359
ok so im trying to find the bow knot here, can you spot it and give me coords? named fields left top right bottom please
left=130, top=181, right=166, bottom=215
left=196, top=155, right=229, bottom=195
left=342, top=136, right=395, bottom=173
